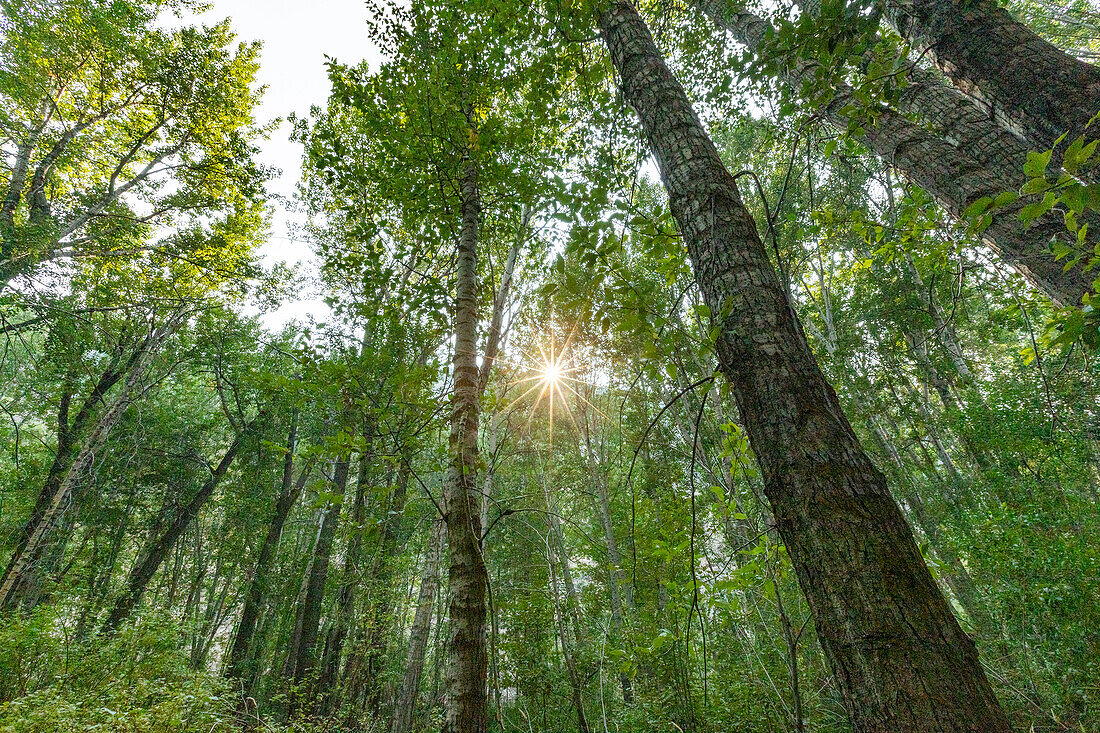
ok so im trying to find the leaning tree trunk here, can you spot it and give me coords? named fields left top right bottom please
left=599, top=3, right=1009, bottom=730
left=288, top=458, right=347, bottom=708
left=226, top=416, right=312, bottom=685
left=442, top=159, right=490, bottom=733
left=696, top=0, right=1097, bottom=306
left=101, top=421, right=253, bottom=634
left=884, top=0, right=1100, bottom=152
left=0, top=330, right=163, bottom=611
left=391, top=517, right=446, bottom=733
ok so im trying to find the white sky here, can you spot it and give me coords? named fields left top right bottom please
left=193, top=0, right=384, bottom=328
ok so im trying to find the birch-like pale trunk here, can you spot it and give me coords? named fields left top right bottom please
left=390, top=518, right=446, bottom=733
left=442, top=160, right=490, bottom=733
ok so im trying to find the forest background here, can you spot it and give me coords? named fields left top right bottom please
left=1, top=0, right=1099, bottom=731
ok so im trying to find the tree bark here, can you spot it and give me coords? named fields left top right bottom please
left=391, top=517, right=446, bottom=733
left=226, top=415, right=312, bottom=684
left=599, top=3, right=1009, bottom=730
left=288, top=458, right=347, bottom=703
left=0, top=328, right=166, bottom=611
left=697, top=0, right=1096, bottom=306
left=101, top=420, right=253, bottom=634
left=442, top=159, right=490, bottom=733
left=884, top=0, right=1100, bottom=152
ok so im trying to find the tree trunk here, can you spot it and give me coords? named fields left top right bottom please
left=288, top=458, right=347, bottom=705
left=697, top=0, right=1096, bottom=306
left=442, top=159, right=490, bottom=733
left=319, top=439, right=372, bottom=712
left=546, top=520, right=590, bottom=733
left=884, top=0, right=1100, bottom=152
left=101, top=421, right=252, bottom=634
left=0, top=332, right=163, bottom=610
left=226, top=416, right=312, bottom=684
left=599, top=4, right=1009, bottom=730
left=391, top=517, right=446, bottom=733
left=356, top=454, right=409, bottom=718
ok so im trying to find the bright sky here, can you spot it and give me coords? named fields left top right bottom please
left=193, top=0, right=384, bottom=328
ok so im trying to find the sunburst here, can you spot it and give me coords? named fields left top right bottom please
left=500, top=324, right=605, bottom=441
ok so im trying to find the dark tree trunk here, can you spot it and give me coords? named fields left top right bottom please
left=697, top=0, right=1097, bottom=306
left=101, top=423, right=252, bottom=634
left=319, top=438, right=373, bottom=712
left=442, top=160, right=489, bottom=733
left=599, top=3, right=1010, bottom=730
left=884, top=0, right=1100, bottom=152
left=287, top=458, right=347, bottom=707
left=227, top=415, right=311, bottom=684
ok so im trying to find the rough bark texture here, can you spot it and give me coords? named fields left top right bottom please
left=226, top=417, right=310, bottom=684
left=391, top=517, right=445, bottom=733
left=600, top=3, right=1009, bottom=730
left=884, top=0, right=1100, bottom=152
left=101, top=424, right=251, bottom=634
left=697, top=0, right=1096, bottom=306
left=442, top=160, right=489, bottom=733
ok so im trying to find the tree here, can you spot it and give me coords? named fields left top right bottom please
left=596, top=1, right=1009, bottom=728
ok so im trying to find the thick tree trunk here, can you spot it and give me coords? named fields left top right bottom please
left=599, top=3, right=1009, bottom=730
left=442, top=159, right=490, bottom=733
left=697, top=0, right=1096, bottom=306
left=226, top=416, right=311, bottom=684
left=391, top=517, right=446, bottom=733
left=884, top=0, right=1100, bottom=152
left=101, top=423, right=252, bottom=634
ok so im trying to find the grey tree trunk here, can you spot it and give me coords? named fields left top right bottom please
left=442, top=160, right=490, bottom=733
left=697, top=0, right=1096, bottom=306
left=884, top=0, right=1100, bottom=152
left=600, top=3, right=1009, bottom=730
left=391, top=517, right=446, bottom=733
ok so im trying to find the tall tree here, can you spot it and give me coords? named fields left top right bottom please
left=883, top=0, right=1100, bottom=150
left=596, top=2, right=1009, bottom=729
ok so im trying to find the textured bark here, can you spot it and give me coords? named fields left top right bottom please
left=226, top=417, right=311, bottom=684
left=600, top=3, right=1009, bottom=730
left=391, top=518, right=445, bottom=733
left=101, top=423, right=252, bottom=634
left=884, top=0, right=1100, bottom=152
left=697, top=0, right=1096, bottom=306
left=442, top=160, right=490, bottom=733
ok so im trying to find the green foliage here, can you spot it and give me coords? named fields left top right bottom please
left=0, top=609, right=234, bottom=732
